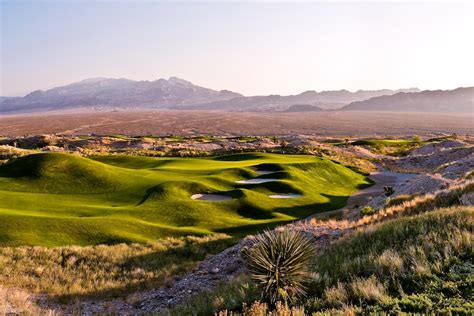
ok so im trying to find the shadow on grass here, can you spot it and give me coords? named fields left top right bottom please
left=218, top=193, right=357, bottom=238
left=218, top=175, right=374, bottom=237
left=274, top=194, right=350, bottom=218
left=136, top=184, right=165, bottom=206
left=236, top=204, right=277, bottom=220
left=216, top=221, right=291, bottom=238
left=235, top=180, right=301, bottom=194
left=212, top=153, right=269, bottom=161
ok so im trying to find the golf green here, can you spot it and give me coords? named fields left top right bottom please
left=0, top=152, right=371, bottom=246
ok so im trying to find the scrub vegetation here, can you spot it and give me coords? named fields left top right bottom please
left=0, top=234, right=234, bottom=301
left=170, top=206, right=474, bottom=315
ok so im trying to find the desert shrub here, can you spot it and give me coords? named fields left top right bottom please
left=360, top=206, right=376, bottom=216
left=385, top=194, right=418, bottom=207
left=217, top=301, right=306, bottom=316
left=372, top=143, right=386, bottom=153
left=242, top=228, right=315, bottom=304
left=0, top=285, right=58, bottom=315
left=323, top=282, right=348, bottom=307
left=383, top=186, right=394, bottom=196
left=168, top=275, right=259, bottom=315
left=348, top=276, right=386, bottom=304
left=397, top=294, right=433, bottom=313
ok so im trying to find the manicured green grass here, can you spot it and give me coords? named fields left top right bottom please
left=0, top=152, right=370, bottom=247
left=350, top=139, right=417, bottom=147
left=332, top=138, right=423, bottom=149
left=346, top=139, right=426, bottom=156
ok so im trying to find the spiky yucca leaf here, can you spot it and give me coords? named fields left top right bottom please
left=242, top=228, right=315, bottom=304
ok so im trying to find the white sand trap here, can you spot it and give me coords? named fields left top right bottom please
left=191, top=194, right=233, bottom=201
left=255, top=170, right=277, bottom=175
left=236, top=178, right=279, bottom=184
left=269, top=194, right=302, bottom=199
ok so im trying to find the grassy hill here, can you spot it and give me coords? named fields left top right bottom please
left=0, top=152, right=370, bottom=246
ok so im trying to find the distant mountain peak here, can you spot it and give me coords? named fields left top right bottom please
left=24, top=90, right=44, bottom=98
left=299, top=90, right=318, bottom=96
left=78, top=77, right=110, bottom=83
left=0, top=78, right=468, bottom=114
left=168, top=76, right=193, bottom=85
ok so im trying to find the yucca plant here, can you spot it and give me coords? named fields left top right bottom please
left=242, top=228, right=315, bottom=304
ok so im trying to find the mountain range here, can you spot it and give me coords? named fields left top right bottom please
left=177, top=88, right=423, bottom=111
left=342, top=87, right=474, bottom=112
left=0, top=77, right=242, bottom=113
left=1, top=77, right=472, bottom=113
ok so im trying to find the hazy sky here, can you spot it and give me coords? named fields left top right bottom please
left=1, top=1, right=473, bottom=96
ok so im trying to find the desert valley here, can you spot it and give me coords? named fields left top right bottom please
left=1, top=1, right=473, bottom=315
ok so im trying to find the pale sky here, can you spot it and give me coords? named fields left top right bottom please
left=1, top=1, right=473, bottom=96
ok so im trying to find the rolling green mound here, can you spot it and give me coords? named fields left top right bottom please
left=0, top=153, right=370, bottom=246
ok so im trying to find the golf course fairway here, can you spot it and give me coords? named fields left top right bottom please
left=0, top=152, right=371, bottom=246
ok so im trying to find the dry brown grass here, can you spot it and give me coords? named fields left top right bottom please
left=217, top=301, right=306, bottom=316
left=0, top=286, right=57, bottom=315
left=323, top=282, right=348, bottom=307
left=348, top=276, right=386, bottom=303
left=0, top=234, right=234, bottom=302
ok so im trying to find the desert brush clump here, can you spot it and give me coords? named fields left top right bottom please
left=217, top=301, right=306, bottom=316
left=0, top=285, right=58, bottom=315
left=242, top=228, right=315, bottom=304
left=385, top=193, right=419, bottom=207
left=359, top=206, right=376, bottom=216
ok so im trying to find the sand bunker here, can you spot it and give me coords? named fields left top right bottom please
left=255, top=170, right=277, bottom=175
left=191, top=194, right=233, bottom=201
left=269, top=194, right=302, bottom=198
left=236, top=178, right=279, bottom=184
